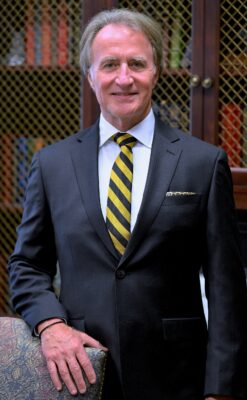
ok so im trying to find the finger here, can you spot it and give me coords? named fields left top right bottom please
left=80, top=332, right=108, bottom=351
left=77, top=349, right=96, bottom=385
left=67, top=358, right=87, bottom=394
left=46, top=360, right=62, bottom=392
left=56, top=359, right=78, bottom=396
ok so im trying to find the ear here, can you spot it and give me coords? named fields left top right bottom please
left=152, top=67, right=160, bottom=88
left=87, top=69, right=95, bottom=91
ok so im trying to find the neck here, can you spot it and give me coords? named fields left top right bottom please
left=102, top=107, right=152, bottom=132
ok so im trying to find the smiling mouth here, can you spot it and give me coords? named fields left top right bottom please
left=112, top=92, right=138, bottom=97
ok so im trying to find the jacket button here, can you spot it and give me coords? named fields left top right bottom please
left=116, top=269, right=126, bottom=279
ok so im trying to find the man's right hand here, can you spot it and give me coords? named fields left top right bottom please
left=37, top=319, right=107, bottom=395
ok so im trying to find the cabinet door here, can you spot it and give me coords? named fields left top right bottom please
left=218, top=0, right=246, bottom=168
left=191, top=0, right=220, bottom=143
left=217, top=0, right=247, bottom=208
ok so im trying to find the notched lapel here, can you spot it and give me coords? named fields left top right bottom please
left=70, top=123, right=119, bottom=261
left=119, top=119, right=182, bottom=266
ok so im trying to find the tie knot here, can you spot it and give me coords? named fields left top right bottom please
left=114, top=133, right=137, bottom=149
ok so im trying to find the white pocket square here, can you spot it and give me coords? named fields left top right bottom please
left=166, top=191, right=197, bottom=197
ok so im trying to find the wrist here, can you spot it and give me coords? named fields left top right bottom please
left=39, top=320, right=66, bottom=338
left=37, top=318, right=66, bottom=337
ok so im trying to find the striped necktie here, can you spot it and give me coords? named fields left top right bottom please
left=106, top=133, right=137, bottom=256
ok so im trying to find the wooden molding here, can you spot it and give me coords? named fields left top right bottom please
left=232, top=168, right=247, bottom=210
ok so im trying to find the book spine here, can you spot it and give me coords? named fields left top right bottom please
left=169, top=9, right=183, bottom=69
left=41, top=0, right=52, bottom=66
left=34, top=0, right=42, bottom=65
left=181, top=38, right=192, bottom=69
left=68, top=1, right=74, bottom=66
left=51, top=3, right=58, bottom=66
left=68, top=0, right=82, bottom=66
left=57, top=1, right=69, bottom=66
left=162, top=17, right=169, bottom=69
left=221, top=103, right=242, bottom=167
left=25, top=1, right=35, bottom=65
left=6, top=31, right=25, bottom=66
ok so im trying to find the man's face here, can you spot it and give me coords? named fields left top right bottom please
left=87, top=23, right=158, bottom=131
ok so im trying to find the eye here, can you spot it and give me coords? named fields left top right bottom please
left=102, top=62, right=118, bottom=71
left=129, top=60, right=146, bottom=70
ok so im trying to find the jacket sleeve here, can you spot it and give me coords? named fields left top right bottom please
left=8, top=152, right=68, bottom=332
left=203, top=149, right=247, bottom=399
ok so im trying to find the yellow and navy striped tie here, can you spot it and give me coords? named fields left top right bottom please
left=106, top=133, right=137, bottom=256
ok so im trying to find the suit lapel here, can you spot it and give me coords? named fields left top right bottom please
left=70, top=117, right=183, bottom=266
left=119, top=118, right=182, bottom=266
left=70, top=122, right=119, bottom=261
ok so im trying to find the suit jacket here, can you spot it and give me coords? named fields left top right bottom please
left=8, top=115, right=247, bottom=400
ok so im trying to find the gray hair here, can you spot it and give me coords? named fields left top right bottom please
left=79, top=8, right=163, bottom=75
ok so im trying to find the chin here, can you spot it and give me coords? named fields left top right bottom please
left=112, top=106, right=143, bottom=119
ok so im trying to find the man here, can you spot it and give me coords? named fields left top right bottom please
left=8, top=8, right=247, bottom=400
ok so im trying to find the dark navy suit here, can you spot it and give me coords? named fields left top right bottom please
left=9, top=115, right=247, bottom=399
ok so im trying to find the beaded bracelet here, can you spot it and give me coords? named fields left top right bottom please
left=39, top=320, right=65, bottom=338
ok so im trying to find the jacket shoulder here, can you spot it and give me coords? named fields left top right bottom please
left=39, top=121, right=99, bottom=158
left=156, top=116, right=225, bottom=159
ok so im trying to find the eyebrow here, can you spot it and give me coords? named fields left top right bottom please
left=129, top=57, right=146, bottom=62
left=99, top=56, right=147, bottom=64
left=100, top=57, right=118, bottom=64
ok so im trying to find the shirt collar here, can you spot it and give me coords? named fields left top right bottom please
left=99, top=108, right=155, bottom=149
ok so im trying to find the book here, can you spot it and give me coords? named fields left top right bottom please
left=181, top=38, right=192, bottom=69
left=57, top=1, right=69, bottom=66
left=6, top=31, right=25, bottom=66
left=221, top=103, right=242, bottom=167
left=25, top=1, right=35, bottom=65
left=34, top=0, right=42, bottom=65
left=162, top=17, right=169, bottom=69
left=169, top=7, right=183, bottom=69
left=68, top=0, right=81, bottom=66
left=41, top=0, right=52, bottom=66
left=24, top=0, right=80, bottom=67
left=51, top=3, right=58, bottom=66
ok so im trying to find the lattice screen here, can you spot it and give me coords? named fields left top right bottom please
left=0, top=0, right=83, bottom=314
left=219, top=0, right=247, bottom=167
left=119, top=0, right=192, bottom=133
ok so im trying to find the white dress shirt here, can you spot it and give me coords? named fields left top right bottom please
left=98, top=109, right=155, bottom=232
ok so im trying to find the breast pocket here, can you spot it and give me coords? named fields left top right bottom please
left=156, top=194, right=202, bottom=232
left=162, top=194, right=201, bottom=207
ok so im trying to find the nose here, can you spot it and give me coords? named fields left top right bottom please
left=115, top=64, right=134, bottom=86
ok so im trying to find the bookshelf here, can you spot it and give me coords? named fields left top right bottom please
left=0, top=0, right=83, bottom=315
